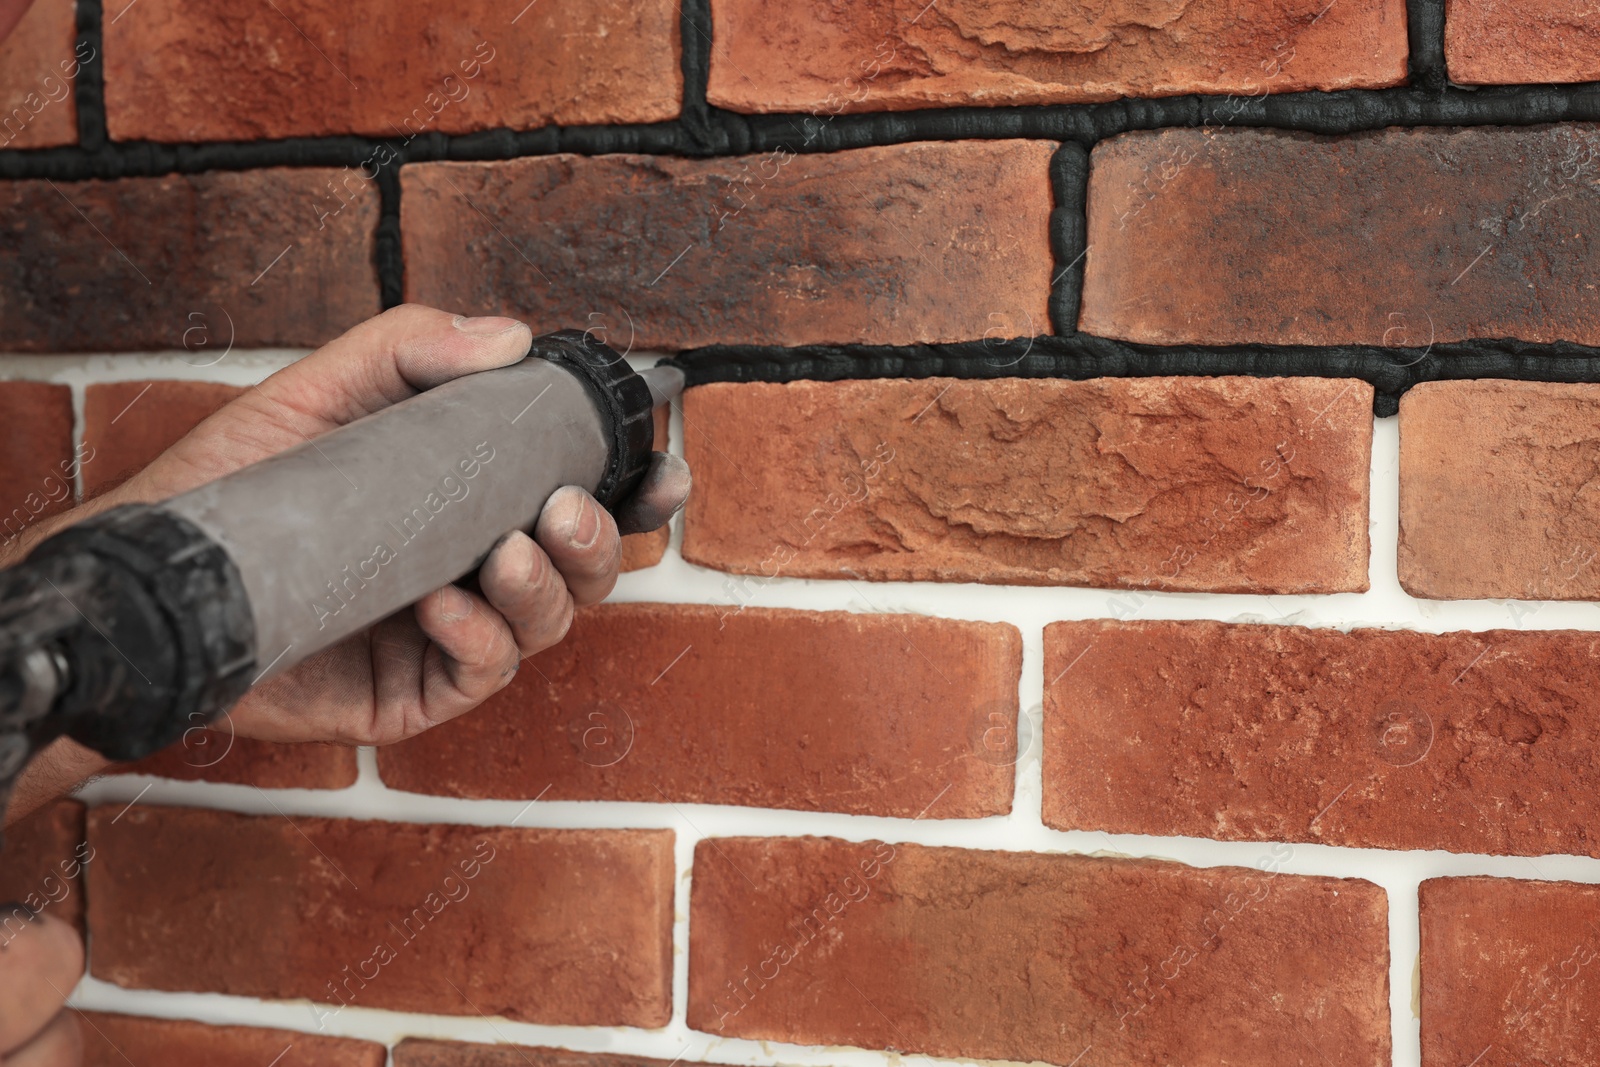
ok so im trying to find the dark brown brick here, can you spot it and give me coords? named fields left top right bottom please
left=687, top=836, right=1390, bottom=1067
left=1082, top=126, right=1600, bottom=346
left=709, top=0, right=1407, bottom=112
left=0, top=799, right=90, bottom=933
left=0, top=0, right=81, bottom=149
left=401, top=142, right=1054, bottom=350
left=682, top=377, right=1371, bottom=593
left=1446, top=0, right=1600, bottom=84
left=1399, top=380, right=1600, bottom=601
left=1, top=170, right=380, bottom=352
left=1046, top=619, right=1600, bottom=857
left=1421, top=876, right=1600, bottom=1067
left=78, top=1011, right=385, bottom=1067
left=87, top=805, right=674, bottom=1026
left=0, top=382, right=76, bottom=549
left=104, top=0, right=681, bottom=141
left=378, top=603, right=1018, bottom=817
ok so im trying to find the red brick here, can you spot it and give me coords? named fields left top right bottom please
left=1399, top=380, right=1600, bottom=601
left=1421, top=877, right=1600, bottom=1067
left=401, top=142, right=1054, bottom=350
left=709, top=0, right=1406, bottom=113
left=0, top=170, right=380, bottom=352
left=396, top=1039, right=688, bottom=1067
left=687, top=836, right=1389, bottom=1066
left=379, top=603, right=1018, bottom=817
left=0, top=382, right=76, bottom=550
left=103, top=0, right=680, bottom=141
left=116, top=731, right=359, bottom=790
left=82, top=380, right=244, bottom=497
left=1045, top=619, right=1600, bottom=857
left=1445, top=0, right=1600, bottom=84
left=0, top=800, right=90, bottom=933
left=77, top=1012, right=385, bottom=1067
left=1082, top=125, right=1600, bottom=346
left=86, top=805, right=673, bottom=1026
left=620, top=406, right=670, bottom=571
left=0, top=0, right=80, bottom=149
left=682, top=377, right=1371, bottom=593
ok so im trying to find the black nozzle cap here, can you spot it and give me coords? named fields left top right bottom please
left=530, top=331, right=656, bottom=511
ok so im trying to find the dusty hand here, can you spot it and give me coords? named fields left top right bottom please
left=101, top=304, right=689, bottom=747
left=0, top=906, right=83, bottom=1066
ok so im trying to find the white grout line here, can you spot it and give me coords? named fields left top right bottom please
left=14, top=348, right=1596, bottom=1067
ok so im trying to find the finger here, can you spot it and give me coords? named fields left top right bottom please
left=0, top=910, right=84, bottom=1053
left=409, top=584, right=521, bottom=721
left=534, top=486, right=622, bottom=606
left=615, top=452, right=691, bottom=536
left=253, top=304, right=533, bottom=428
left=479, top=530, right=576, bottom=658
left=5, top=1011, right=82, bottom=1067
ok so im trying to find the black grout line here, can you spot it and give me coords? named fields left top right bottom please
left=1047, top=144, right=1089, bottom=337
left=375, top=162, right=403, bottom=310
left=1407, top=0, right=1448, bottom=93
left=665, top=336, right=1600, bottom=419
left=71, top=0, right=105, bottom=151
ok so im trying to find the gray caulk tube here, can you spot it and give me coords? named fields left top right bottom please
left=0, top=330, right=672, bottom=823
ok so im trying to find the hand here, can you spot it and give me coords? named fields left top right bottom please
left=0, top=905, right=83, bottom=1066
left=51, top=305, right=689, bottom=747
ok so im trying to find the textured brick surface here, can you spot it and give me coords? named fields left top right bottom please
left=1, top=170, right=380, bottom=352
left=1046, top=619, right=1600, bottom=857
left=687, top=837, right=1390, bottom=1066
left=104, top=0, right=680, bottom=141
left=0, top=800, right=89, bottom=932
left=82, top=380, right=244, bottom=497
left=1399, top=380, right=1600, bottom=601
left=87, top=806, right=674, bottom=1026
left=682, top=377, right=1371, bottom=592
left=1446, top=0, right=1600, bottom=84
left=709, top=0, right=1407, bottom=112
left=0, top=0, right=80, bottom=149
left=621, top=406, right=671, bottom=571
left=78, top=1012, right=386, bottom=1067
left=402, top=142, right=1054, bottom=350
left=1083, top=126, right=1600, bottom=346
left=396, top=1040, right=689, bottom=1067
left=1421, top=877, right=1600, bottom=1067
left=0, top=382, right=75, bottom=546
left=116, top=731, right=359, bottom=790
left=378, top=603, right=1018, bottom=817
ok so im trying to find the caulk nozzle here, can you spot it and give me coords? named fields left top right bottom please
left=639, top=365, right=686, bottom=407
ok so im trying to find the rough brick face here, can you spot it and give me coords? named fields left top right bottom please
left=1082, top=125, right=1600, bottom=346
left=1045, top=619, right=1600, bottom=857
left=396, top=1040, right=688, bottom=1067
left=708, top=0, right=1407, bottom=113
left=0, top=0, right=80, bottom=149
left=378, top=603, right=1018, bottom=817
left=86, top=806, right=674, bottom=1026
left=78, top=1012, right=385, bottom=1067
left=1421, top=877, right=1600, bottom=1067
left=103, top=0, right=681, bottom=142
left=401, top=142, right=1054, bottom=350
left=1399, top=380, right=1600, bottom=601
left=0, top=170, right=380, bottom=352
left=620, top=406, right=671, bottom=571
left=0, top=800, right=89, bottom=932
left=682, top=377, right=1371, bottom=592
left=0, top=382, right=75, bottom=547
left=687, top=837, right=1390, bottom=1066
left=82, top=380, right=244, bottom=497
left=1445, top=0, right=1600, bottom=84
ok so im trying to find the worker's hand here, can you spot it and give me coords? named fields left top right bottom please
left=105, top=304, right=690, bottom=746
left=0, top=906, right=84, bottom=1066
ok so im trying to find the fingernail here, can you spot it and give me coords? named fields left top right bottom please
left=438, top=585, right=473, bottom=621
left=571, top=495, right=600, bottom=549
left=452, top=315, right=524, bottom=337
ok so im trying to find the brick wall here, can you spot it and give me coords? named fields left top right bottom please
left=6, top=1, right=1600, bottom=1066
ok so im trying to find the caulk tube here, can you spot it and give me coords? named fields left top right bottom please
left=0, top=330, right=655, bottom=772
